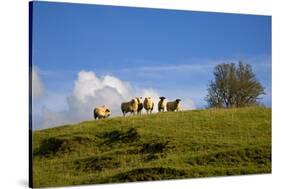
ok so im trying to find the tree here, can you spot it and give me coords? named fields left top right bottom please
left=205, top=61, right=265, bottom=108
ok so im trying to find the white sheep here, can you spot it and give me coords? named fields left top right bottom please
left=143, top=96, right=154, bottom=114
left=136, top=97, right=143, bottom=115
left=166, top=99, right=181, bottom=112
left=121, top=98, right=138, bottom=116
left=93, top=105, right=111, bottom=120
left=158, top=96, right=166, bottom=112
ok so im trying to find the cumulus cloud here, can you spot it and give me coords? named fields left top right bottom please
left=32, top=66, right=44, bottom=98
left=66, top=71, right=136, bottom=119
left=33, top=70, right=197, bottom=130
left=35, top=70, right=186, bottom=130
left=181, top=98, right=196, bottom=110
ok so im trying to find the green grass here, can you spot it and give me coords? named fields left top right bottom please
left=32, top=106, right=271, bottom=187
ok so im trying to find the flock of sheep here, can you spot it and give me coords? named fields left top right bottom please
left=93, top=97, right=181, bottom=120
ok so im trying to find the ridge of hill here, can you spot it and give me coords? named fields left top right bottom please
left=32, top=106, right=271, bottom=187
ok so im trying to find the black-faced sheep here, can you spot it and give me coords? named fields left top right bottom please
left=121, top=98, right=138, bottom=116
left=158, top=96, right=166, bottom=112
left=136, top=97, right=143, bottom=115
left=93, top=105, right=111, bottom=120
left=166, top=99, right=181, bottom=112
left=144, top=96, right=154, bottom=114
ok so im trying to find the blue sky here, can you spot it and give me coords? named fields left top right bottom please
left=31, top=1, right=271, bottom=129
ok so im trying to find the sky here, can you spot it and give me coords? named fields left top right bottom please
left=31, top=1, right=272, bottom=130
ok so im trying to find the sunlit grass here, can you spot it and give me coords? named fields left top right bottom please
left=32, top=106, right=271, bottom=187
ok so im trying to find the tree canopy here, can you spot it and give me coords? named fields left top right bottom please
left=205, top=62, right=265, bottom=108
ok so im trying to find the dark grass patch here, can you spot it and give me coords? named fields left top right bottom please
left=97, top=128, right=140, bottom=145
left=108, top=167, right=186, bottom=182
left=33, top=136, right=92, bottom=157
left=140, top=141, right=169, bottom=154
left=126, top=148, right=141, bottom=154
left=145, top=153, right=160, bottom=161
left=186, top=145, right=271, bottom=166
left=108, top=166, right=270, bottom=183
left=74, top=156, right=120, bottom=173
left=140, top=141, right=170, bottom=161
left=33, top=137, right=71, bottom=156
left=71, top=135, right=92, bottom=144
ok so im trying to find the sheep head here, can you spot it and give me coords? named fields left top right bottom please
left=135, top=97, right=143, bottom=103
left=176, top=99, right=181, bottom=103
left=159, top=96, right=166, bottom=100
left=105, top=108, right=111, bottom=117
left=131, top=99, right=138, bottom=104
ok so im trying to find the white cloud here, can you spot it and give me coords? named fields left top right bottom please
left=67, top=71, right=136, bottom=120
left=181, top=98, right=196, bottom=110
left=72, top=71, right=133, bottom=103
left=34, top=70, right=197, bottom=130
left=32, top=66, right=44, bottom=98
left=32, top=54, right=271, bottom=130
left=110, top=56, right=272, bottom=79
left=33, top=107, right=70, bottom=129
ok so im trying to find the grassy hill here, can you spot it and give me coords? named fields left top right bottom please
left=32, top=106, right=271, bottom=187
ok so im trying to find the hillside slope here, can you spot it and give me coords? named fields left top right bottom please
left=32, top=106, right=271, bottom=187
